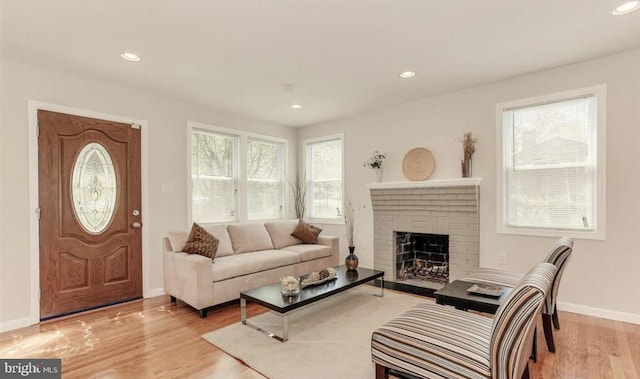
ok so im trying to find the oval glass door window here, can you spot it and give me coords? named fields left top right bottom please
left=71, top=142, right=117, bottom=234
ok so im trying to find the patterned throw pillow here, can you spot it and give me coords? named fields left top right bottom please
left=182, top=223, right=219, bottom=261
left=290, top=220, right=322, bottom=244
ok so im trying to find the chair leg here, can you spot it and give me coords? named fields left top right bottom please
left=552, top=307, right=560, bottom=330
left=375, top=363, right=388, bottom=379
left=521, top=362, right=530, bottom=379
left=199, top=309, right=208, bottom=318
left=542, top=314, right=556, bottom=353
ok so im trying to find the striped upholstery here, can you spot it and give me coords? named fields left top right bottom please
left=543, top=238, right=573, bottom=314
left=465, top=238, right=573, bottom=315
left=490, top=263, right=556, bottom=379
left=464, top=269, right=523, bottom=287
left=372, top=303, right=493, bottom=379
left=371, top=263, right=556, bottom=379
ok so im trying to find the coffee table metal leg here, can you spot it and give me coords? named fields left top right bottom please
left=282, top=315, right=289, bottom=342
left=240, top=297, right=289, bottom=343
left=379, top=278, right=385, bottom=297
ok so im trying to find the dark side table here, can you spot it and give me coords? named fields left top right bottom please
left=434, top=280, right=512, bottom=314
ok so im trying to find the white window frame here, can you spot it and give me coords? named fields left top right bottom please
left=187, top=121, right=287, bottom=225
left=303, top=133, right=345, bottom=224
left=496, top=85, right=606, bottom=240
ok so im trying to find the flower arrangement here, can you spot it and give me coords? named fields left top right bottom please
left=461, top=131, right=478, bottom=177
left=363, top=150, right=386, bottom=169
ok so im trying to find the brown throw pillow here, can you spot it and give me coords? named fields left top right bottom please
left=182, top=223, right=219, bottom=261
left=291, top=220, right=322, bottom=244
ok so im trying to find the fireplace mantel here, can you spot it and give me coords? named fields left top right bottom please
left=367, top=177, right=482, bottom=190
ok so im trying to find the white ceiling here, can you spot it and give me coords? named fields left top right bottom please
left=2, top=0, right=639, bottom=127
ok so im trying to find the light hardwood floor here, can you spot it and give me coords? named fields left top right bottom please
left=1, top=293, right=638, bottom=378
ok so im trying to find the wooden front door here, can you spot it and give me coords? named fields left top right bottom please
left=38, top=110, right=142, bottom=319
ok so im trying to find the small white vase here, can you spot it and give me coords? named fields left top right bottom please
left=375, top=167, right=383, bottom=183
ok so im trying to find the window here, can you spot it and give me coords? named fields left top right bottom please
left=305, top=135, right=344, bottom=220
left=191, top=130, right=238, bottom=223
left=497, top=86, right=606, bottom=239
left=189, top=122, right=286, bottom=224
left=247, top=138, right=284, bottom=220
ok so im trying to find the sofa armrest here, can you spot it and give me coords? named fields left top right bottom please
left=317, top=235, right=340, bottom=266
left=163, top=249, right=214, bottom=310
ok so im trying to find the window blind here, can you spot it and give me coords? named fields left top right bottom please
left=503, top=95, right=597, bottom=231
left=307, top=138, right=343, bottom=219
left=191, top=130, right=238, bottom=223
left=247, top=138, right=284, bottom=220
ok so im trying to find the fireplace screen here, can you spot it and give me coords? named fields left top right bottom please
left=395, top=232, right=449, bottom=284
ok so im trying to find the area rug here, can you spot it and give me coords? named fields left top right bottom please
left=201, top=286, right=428, bottom=379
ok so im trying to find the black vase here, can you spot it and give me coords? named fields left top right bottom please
left=345, top=246, right=359, bottom=271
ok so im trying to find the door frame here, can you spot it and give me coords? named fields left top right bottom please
left=27, top=100, right=152, bottom=326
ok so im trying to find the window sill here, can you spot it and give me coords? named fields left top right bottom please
left=305, top=218, right=345, bottom=226
left=497, top=225, right=605, bottom=240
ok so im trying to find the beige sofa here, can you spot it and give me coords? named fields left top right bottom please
left=163, top=220, right=339, bottom=317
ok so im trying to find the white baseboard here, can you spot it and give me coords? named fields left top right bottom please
left=557, top=301, right=640, bottom=325
left=144, top=288, right=166, bottom=298
left=0, top=316, right=37, bottom=333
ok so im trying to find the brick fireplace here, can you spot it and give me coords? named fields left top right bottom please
left=369, top=178, right=481, bottom=290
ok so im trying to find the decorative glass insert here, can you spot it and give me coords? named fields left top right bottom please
left=71, top=143, right=117, bottom=234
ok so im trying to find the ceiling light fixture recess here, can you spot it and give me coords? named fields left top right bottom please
left=290, top=104, right=303, bottom=109
left=613, top=0, right=639, bottom=15
left=399, top=71, right=416, bottom=79
left=120, top=52, right=141, bottom=62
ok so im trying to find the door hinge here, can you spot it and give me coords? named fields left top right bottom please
left=36, top=207, right=41, bottom=220
left=131, top=123, right=141, bottom=130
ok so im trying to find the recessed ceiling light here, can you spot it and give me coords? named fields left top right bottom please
left=290, top=104, right=303, bottom=109
left=613, top=0, right=639, bottom=15
left=120, top=52, right=141, bottom=62
left=399, top=71, right=416, bottom=79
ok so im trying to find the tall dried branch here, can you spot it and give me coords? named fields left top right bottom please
left=288, top=173, right=306, bottom=219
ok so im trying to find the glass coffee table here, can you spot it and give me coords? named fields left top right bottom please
left=240, top=265, right=384, bottom=342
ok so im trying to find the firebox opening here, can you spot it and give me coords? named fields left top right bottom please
left=395, top=232, right=449, bottom=290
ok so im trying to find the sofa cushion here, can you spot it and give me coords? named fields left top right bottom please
left=211, top=250, right=301, bottom=282
left=291, top=220, right=322, bottom=244
left=265, top=220, right=303, bottom=249
left=227, top=223, right=275, bottom=254
left=167, top=230, right=189, bottom=252
left=182, top=223, right=219, bottom=260
left=202, top=224, right=234, bottom=257
left=281, top=244, right=332, bottom=262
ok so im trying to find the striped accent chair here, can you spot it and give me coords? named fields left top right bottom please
left=464, top=237, right=574, bottom=353
left=371, top=262, right=556, bottom=379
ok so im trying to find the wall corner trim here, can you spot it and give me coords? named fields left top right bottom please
left=0, top=316, right=38, bottom=333
left=144, top=288, right=166, bottom=298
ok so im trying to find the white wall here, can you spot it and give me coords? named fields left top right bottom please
left=298, top=48, right=640, bottom=321
left=0, top=58, right=298, bottom=328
